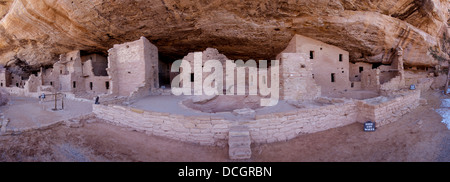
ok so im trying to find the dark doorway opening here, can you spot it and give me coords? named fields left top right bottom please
left=372, top=63, right=382, bottom=69
left=158, top=59, right=173, bottom=88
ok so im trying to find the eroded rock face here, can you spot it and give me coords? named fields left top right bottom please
left=0, top=0, right=448, bottom=68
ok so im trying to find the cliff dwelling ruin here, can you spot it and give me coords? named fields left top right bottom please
left=0, top=0, right=450, bottom=166
left=1, top=31, right=444, bottom=160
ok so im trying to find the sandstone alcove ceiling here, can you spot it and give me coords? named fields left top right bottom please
left=0, top=0, right=448, bottom=69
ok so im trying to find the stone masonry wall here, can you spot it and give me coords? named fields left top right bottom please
left=349, top=62, right=372, bottom=83
left=248, top=101, right=358, bottom=143
left=24, top=74, right=41, bottom=93
left=279, top=53, right=320, bottom=101
left=107, top=37, right=158, bottom=98
left=0, top=69, right=11, bottom=88
left=93, top=104, right=231, bottom=146
left=361, top=69, right=380, bottom=91
left=277, top=34, right=351, bottom=94
left=380, top=75, right=404, bottom=94
left=357, top=90, right=420, bottom=126
left=372, top=90, right=420, bottom=126
left=93, top=90, right=420, bottom=146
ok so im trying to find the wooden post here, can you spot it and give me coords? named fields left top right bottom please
left=54, top=93, right=57, bottom=110
left=445, top=68, right=450, bottom=95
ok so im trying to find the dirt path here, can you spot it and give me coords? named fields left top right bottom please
left=0, top=90, right=449, bottom=162
left=0, top=121, right=229, bottom=162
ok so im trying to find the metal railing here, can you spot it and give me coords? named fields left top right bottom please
left=39, top=93, right=65, bottom=110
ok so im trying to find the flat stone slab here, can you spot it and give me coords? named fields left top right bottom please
left=228, top=136, right=251, bottom=148
left=228, top=125, right=252, bottom=160
left=229, top=147, right=252, bottom=160
left=229, top=129, right=249, bottom=136
left=229, top=125, right=250, bottom=136
left=232, top=108, right=255, bottom=116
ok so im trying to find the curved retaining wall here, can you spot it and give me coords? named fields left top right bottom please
left=93, top=90, right=421, bottom=146
left=248, top=102, right=358, bottom=143
left=93, top=104, right=231, bottom=145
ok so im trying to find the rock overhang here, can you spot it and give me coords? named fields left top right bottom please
left=0, top=0, right=448, bottom=69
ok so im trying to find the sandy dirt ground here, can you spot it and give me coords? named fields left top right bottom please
left=0, top=90, right=449, bottom=162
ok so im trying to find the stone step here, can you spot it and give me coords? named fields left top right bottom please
left=229, top=130, right=249, bottom=137
left=228, top=125, right=251, bottom=160
left=229, top=125, right=250, bottom=136
left=229, top=146, right=252, bottom=160
left=228, top=135, right=251, bottom=148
